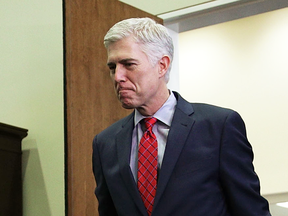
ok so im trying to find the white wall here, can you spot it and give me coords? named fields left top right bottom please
left=178, top=7, right=288, bottom=195
left=167, top=26, right=180, bottom=92
left=0, top=1, right=64, bottom=215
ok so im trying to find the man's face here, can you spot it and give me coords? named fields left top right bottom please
left=107, top=36, right=163, bottom=111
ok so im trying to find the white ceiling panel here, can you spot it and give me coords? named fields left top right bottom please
left=119, top=0, right=213, bottom=15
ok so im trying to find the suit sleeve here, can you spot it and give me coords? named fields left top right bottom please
left=219, top=111, right=271, bottom=216
left=92, top=135, right=118, bottom=216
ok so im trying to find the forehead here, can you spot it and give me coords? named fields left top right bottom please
left=107, top=36, right=146, bottom=62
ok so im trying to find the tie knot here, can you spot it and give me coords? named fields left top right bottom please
left=143, top=117, right=157, bottom=130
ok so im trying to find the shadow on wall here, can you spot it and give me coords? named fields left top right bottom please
left=22, top=139, right=52, bottom=216
left=269, top=203, right=288, bottom=216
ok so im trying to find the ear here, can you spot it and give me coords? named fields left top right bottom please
left=158, top=55, right=171, bottom=78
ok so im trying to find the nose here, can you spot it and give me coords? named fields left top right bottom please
left=113, top=64, right=126, bottom=82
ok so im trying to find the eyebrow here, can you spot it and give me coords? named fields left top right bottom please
left=107, top=58, right=138, bottom=66
left=107, top=62, right=115, bottom=68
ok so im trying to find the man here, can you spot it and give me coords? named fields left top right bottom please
left=92, top=17, right=271, bottom=216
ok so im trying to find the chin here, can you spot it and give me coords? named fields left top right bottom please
left=121, top=103, right=135, bottom=110
left=119, top=97, right=136, bottom=110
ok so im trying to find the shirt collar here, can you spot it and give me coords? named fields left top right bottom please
left=134, top=91, right=177, bottom=127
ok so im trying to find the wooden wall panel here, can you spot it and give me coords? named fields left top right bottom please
left=64, top=0, right=162, bottom=215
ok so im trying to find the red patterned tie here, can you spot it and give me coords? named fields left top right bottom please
left=138, top=117, right=158, bottom=216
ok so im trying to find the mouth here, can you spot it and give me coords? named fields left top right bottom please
left=117, top=85, right=133, bottom=94
left=117, top=88, right=132, bottom=97
left=116, top=87, right=135, bottom=101
left=118, top=88, right=131, bottom=92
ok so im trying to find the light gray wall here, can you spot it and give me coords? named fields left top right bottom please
left=0, top=1, right=64, bottom=215
left=177, top=7, right=288, bottom=197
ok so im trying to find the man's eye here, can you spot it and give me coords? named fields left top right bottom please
left=108, top=65, right=116, bottom=74
left=110, top=69, right=115, bottom=75
left=109, top=69, right=115, bottom=75
left=124, top=63, right=135, bottom=68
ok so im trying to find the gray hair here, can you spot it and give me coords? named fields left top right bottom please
left=104, top=17, right=174, bottom=83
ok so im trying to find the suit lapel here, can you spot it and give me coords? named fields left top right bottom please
left=154, top=92, right=195, bottom=208
left=116, top=112, right=147, bottom=215
left=114, top=92, right=195, bottom=215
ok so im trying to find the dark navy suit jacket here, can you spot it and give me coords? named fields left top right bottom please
left=92, top=92, right=271, bottom=216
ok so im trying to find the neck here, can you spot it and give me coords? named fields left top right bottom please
left=137, top=89, right=170, bottom=116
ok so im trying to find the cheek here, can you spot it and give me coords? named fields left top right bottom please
left=145, top=71, right=160, bottom=86
left=132, top=66, right=159, bottom=90
left=138, top=78, right=158, bottom=95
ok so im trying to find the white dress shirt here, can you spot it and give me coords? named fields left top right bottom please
left=130, top=91, right=177, bottom=182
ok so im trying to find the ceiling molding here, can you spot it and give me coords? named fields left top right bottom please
left=164, top=0, right=288, bottom=32
left=158, top=0, right=240, bottom=20
left=120, top=0, right=213, bottom=16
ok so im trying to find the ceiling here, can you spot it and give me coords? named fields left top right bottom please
left=119, top=0, right=240, bottom=19
left=119, top=0, right=288, bottom=32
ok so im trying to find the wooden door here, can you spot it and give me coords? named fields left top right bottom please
left=64, top=0, right=162, bottom=215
